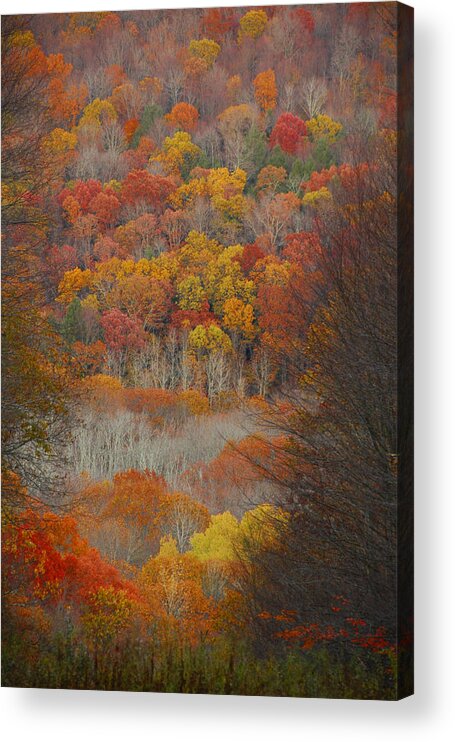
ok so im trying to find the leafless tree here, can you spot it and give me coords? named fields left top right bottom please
left=252, top=346, right=274, bottom=397
left=83, top=66, right=111, bottom=100
left=238, top=136, right=401, bottom=640
left=299, top=77, right=328, bottom=118
left=331, top=26, right=362, bottom=96
left=205, top=351, right=232, bottom=403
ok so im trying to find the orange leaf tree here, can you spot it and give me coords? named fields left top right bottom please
left=254, top=69, right=277, bottom=114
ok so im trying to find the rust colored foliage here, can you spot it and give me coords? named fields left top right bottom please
left=301, top=163, right=370, bottom=193
left=254, top=234, right=324, bottom=361
left=170, top=299, right=217, bottom=330
left=72, top=340, right=106, bottom=374
left=123, top=136, right=155, bottom=170
left=100, top=309, right=147, bottom=354
left=2, top=7, right=409, bottom=695
left=114, top=212, right=159, bottom=257
left=282, top=231, right=324, bottom=271
left=253, top=69, right=278, bottom=113
left=105, top=63, right=128, bottom=88
left=81, top=376, right=178, bottom=421
left=104, top=470, right=166, bottom=535
left=237, top=242, right=266, bottom=276
left=262, top=605, right=395, bottom=655
left=200, top=7, right=236, bottom=41
left=182, top=435, right=285, bottom=514
left=119, top=388, right=179, bottom=420
left=93, top=235, right=126, bottom=261
left=269, top=113, right=307, bottom=155
left=2, top=510, right=137, bottom=607
left=165, top=102, right=199, bottom=132
left=88, top=190, right=121, bottom=229
left=43, top=244, right=78, bottom=287
left=108, top=274, right=173, bottom=330
left=120, top=170, right=175, bottom=212
left=295, top=7, right=315, bottom=34
left=124, top=117, right=140, bottom=142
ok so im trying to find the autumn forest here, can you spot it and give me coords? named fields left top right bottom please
left=1, top=3, right=412, bottom=698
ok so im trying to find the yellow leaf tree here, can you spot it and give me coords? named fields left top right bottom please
left=223, top=297, right=256, bottom=343
left=152, top=131, right=202, bottom=176
left=189, top=38, right=221, bottom=68
left=238, top=9, right=268, bottom=41
left=306, top=114, right=343, bottom=143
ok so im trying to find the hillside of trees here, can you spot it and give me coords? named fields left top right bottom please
left=1, top=4, right=411, bottom=698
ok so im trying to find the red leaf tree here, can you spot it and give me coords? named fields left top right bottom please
left=269, top=113, right=307, bottom=155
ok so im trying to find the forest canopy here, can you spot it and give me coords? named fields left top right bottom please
left=1, top=3, right=411, bottom=698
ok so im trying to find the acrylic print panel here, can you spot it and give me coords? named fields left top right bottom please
left=1, top=2, right=413, bottom=699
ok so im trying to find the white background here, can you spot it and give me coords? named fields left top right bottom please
left=1, top=0, right=454, bottom=739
